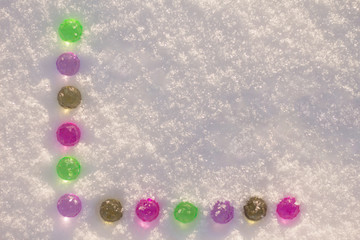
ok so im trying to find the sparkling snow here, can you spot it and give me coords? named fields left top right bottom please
left=0, top=0, right=359, bottom=239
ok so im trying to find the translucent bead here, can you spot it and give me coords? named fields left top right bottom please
left=100, top=199, right=123, bottom=222
left=56, top=122, right=81, bottom=147
left=243, top=197, right=267, bottom=221
left=56, top=156, right=81, bottom=180
left=57, top=194, right=82, bottom=217
left=276, top=197, right=300, bottom=220
left=56, top=53, right=80, bottom=76
left=135, top=198, right=160, bottom=222
left=174, top=202, right=198, bottom=223
left=57, top=86, right=82, bottom=109
left=58, top=19, right=83, bottom=42
left=210, top=201, right=234, bottom=224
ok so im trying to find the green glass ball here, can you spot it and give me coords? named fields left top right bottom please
left=174, top=202, right=198, bottom=223
left=56, top=157, right=81, bottom=180
left=58, top=19, right=83, bottom=42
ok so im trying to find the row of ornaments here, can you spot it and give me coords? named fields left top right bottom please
left=58, top=195, right=300, bottom=223
left=56, top=18, right=83, bottom=146
left=54, top=155, right=300, bottom=224
left=56, top=17, right=84, bottom=228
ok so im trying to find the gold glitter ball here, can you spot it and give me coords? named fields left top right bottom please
left=100, top=199, right=123, bottom=222
left=243, top=197, right=267, bottom=221
left=57, top=86, right=82, bottom=109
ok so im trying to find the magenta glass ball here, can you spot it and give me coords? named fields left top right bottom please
left=210, top=201, right=234, bottom=224
left=276, top=197, right=300, bottom=220
left=57, top=194, right=82, bottom=217
left=56, top=122, right=81, bottom=146
left=135, top=198, right=160, bottom=222
left=56, top=52, right=80, bottom=76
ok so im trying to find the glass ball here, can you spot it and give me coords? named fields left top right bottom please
left=58, top=19, right=83, bottom=42
left=100, top=199, right=123, bottom=222
left=174, top=202, right=198, bottom=223
left=276, top=197, right=300, bottom=220
left=210, top=201, right=234, bottom=224
left=56, top=53, right=80, bottom=76
left=57, top=86, right=82, bottom=109
left=56, top=122, right=81, bottom=147
left=243, top=197, right=267, bottom=221
left=57, top=194, right=82, bottom=217
left=135, top=198, right=160, bottom=222
left=56, top=157, right=81, bottom=180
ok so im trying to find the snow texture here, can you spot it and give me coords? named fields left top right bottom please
left=0, top=0, right=359, bottom=239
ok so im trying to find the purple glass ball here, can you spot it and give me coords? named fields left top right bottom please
left=57, top=194, right=82, bottom=217
left=56, top=52, right=80, bottom=76
left=276, top=197, right=300, bottom=220
left=56, top=122, right=81, bottom=146
left=135, top=198, right=160, bottom=222
left=210, top=201, right=234, bottom=224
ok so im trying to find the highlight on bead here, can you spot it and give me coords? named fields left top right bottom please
left=56, top=53, right=80, bottom=76
left=135, top=198, right=160, bottom=222
left=276, top=197, right=300, bottom=220
left=56, top=122, right=81, bottom=146
left=174, top=202, right=198, bottom=224
left=210, top=201, right=234, bottom=224
left=57, top=193, right=82, bottom=217
left=56, top=156, right=81, bottom=180
left=100, top=199, right=123, bottom=222
left=58, top=19, right=83, bottom=42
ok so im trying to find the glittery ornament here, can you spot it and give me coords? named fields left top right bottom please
left=56, top=122, right=81, bottom=147
left=100, top=199, right=123, bottom=222
left=56, top=53, right=80, bottom=76
left=56, top=156, right=81, bottom=180
left=58, top=19, right=83, bottom=42
left=174, top=202, right=198, bottom=223
left=57, top=194, right=82, bottom=217
left=57, top=86, right=82, bottom=109
left=244, top=197, right=267, bottom=221
left=210, top=201, right=234, bottom=224
left=276, top=197, right=300, bottom=220
left=135, top=198, right=160, bottom=222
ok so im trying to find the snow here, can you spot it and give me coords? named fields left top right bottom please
left=0, top=0, right=359, bottom=239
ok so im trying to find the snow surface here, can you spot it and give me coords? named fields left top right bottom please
left=0, top=0, right=359, bottom=239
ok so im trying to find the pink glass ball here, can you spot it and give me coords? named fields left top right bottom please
left=57, top=194, right=82, bottom=217
left=56, top=52, right=80, bottom=76
left=56, top=122, right=81, bottom=146
left=276, top=197, right=300, bottom=220
left=135, top=198, right=160, bottom=222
